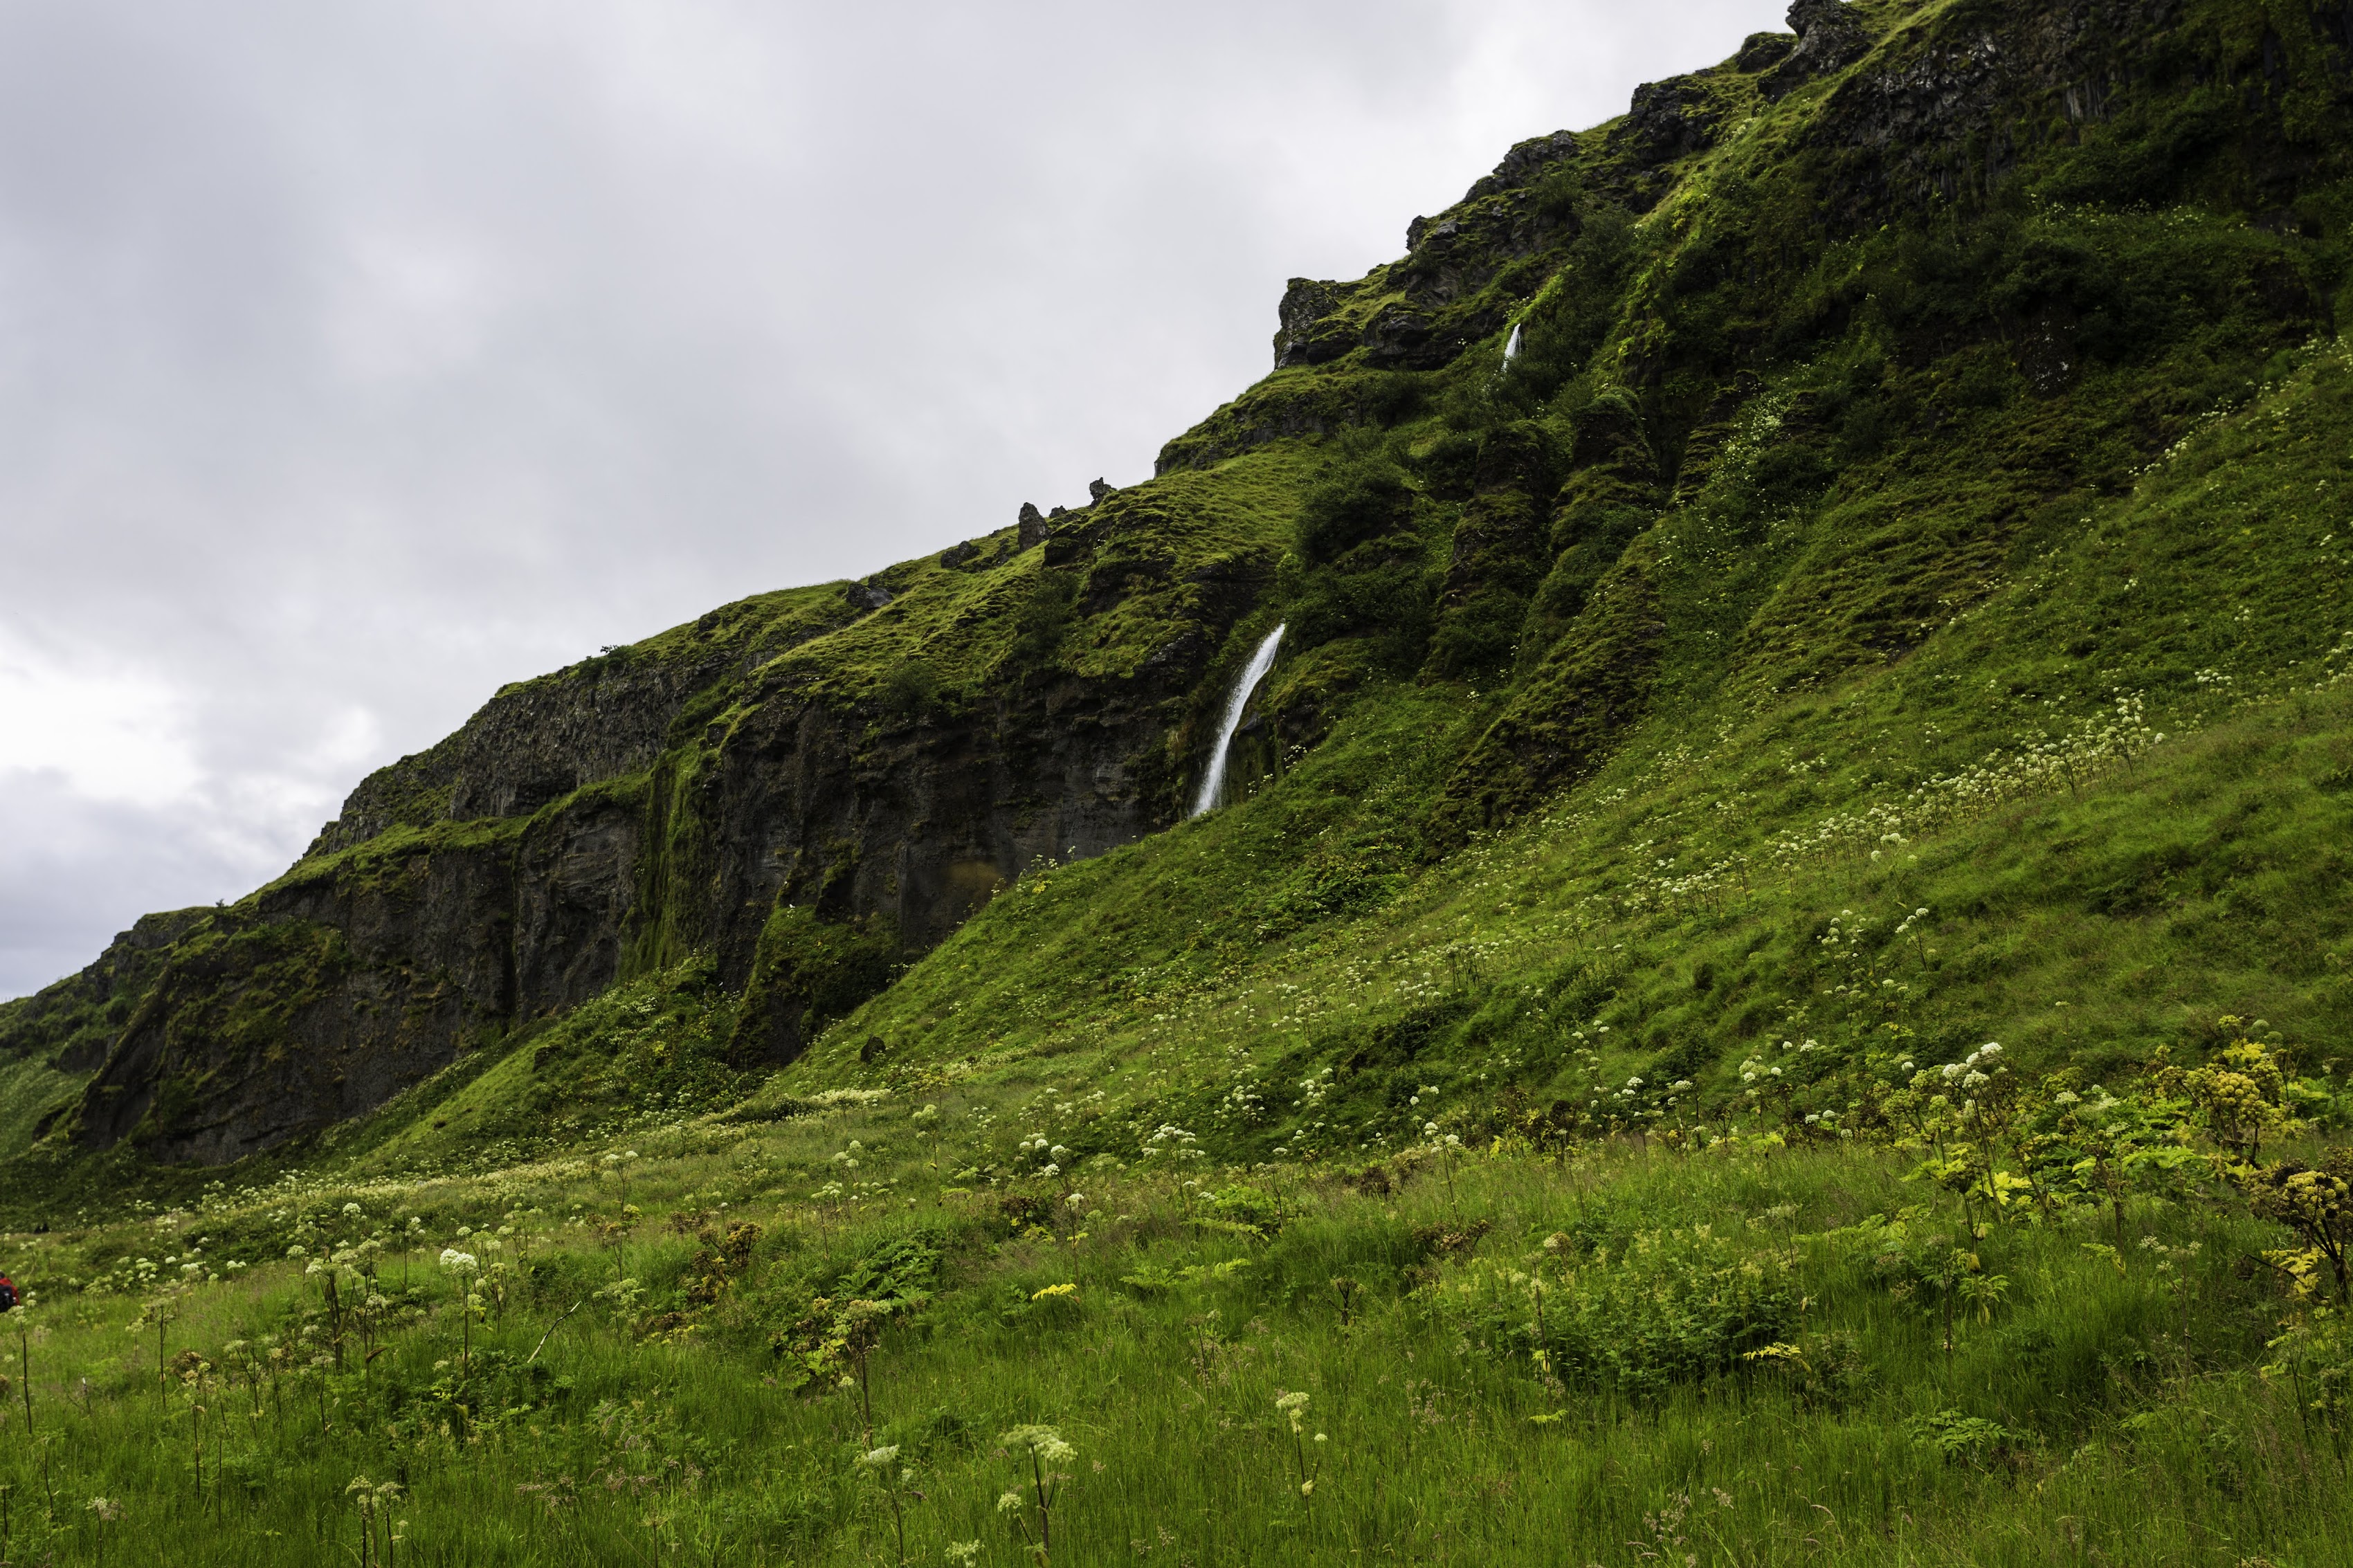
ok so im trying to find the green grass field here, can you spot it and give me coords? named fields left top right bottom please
left=1, top=1064, right=2348, bottom=1566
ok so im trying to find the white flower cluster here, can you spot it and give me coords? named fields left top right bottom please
left=806, top=1088, right=890, bottom=1108
left=1766, top=698, right=2162, bottom=874
left=1936, top=1041, right=2003, bottom=1092
left=1141, top=1124, right=1200, bottom=1158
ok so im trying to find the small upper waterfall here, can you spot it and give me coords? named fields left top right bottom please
left=1190, top=623, right=1286, bottom=818
left=1502, top=322, right=1523, bottom=365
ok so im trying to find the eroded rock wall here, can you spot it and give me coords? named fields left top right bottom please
left=47, top=493, right=1271, bottom=1161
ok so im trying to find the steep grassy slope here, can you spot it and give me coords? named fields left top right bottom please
left=783, top=336, right=2353, bottom=1166
left=743, top=0, right=2353, bottom=1165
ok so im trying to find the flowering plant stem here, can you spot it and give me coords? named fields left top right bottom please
left=1026, top=1443, right=1054, bottom=1565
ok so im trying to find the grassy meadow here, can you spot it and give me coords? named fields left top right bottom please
left=1, top=1061, right=2350, bottom=1567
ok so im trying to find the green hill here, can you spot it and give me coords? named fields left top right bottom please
left=4, top=1, right=2353, bottom=1562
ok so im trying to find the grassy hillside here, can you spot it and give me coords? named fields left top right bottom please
left=7, top=0, right=2353, bottom=1560
left=790, top=335, right=2353, bottom=1157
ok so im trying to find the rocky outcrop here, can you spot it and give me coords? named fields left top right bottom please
left=1736, top=32, right=1798, bottom=74
left=1358, top=302, right=1505, bottom=372
left=1155, top=372, right=1417, bottom=475
left=309, top=594, right=860, bottom=856
left=44, top=482, right=1276, bottom=1163
left=1273, top=280, right=1354, bottom=369
left=0, top=909, right=209, bottom=1075
left=1464, top=131, right=1579, bottom=201
left=1614, top=78, right=1725, bottom=165
left=1793, top=0, right=2197, bottom=224
left=1269, top=133, right=1584, bottom=375
left=1400, top=197, right=1574, bottom=310
left=1762, top=0, right=1873, bottom=99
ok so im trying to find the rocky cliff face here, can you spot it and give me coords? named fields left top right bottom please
left=24, top=482, right=1279, bottom=1163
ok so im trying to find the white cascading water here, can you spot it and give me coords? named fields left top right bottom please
left=1502, top=322, right=1523, bottom=365
left=1190, top=623, right=1287, bottom=818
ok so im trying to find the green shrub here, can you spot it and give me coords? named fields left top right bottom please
left=1427, top=1225, right=1798, bottom=1398
left=1296, top=466, right=1416, bottom=565
left=1008, top=572, right=1079, bottom=667
left=878, top=660, right=939, bottom=719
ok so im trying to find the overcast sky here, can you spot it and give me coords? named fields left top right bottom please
left=0, top=0, right=1786, bottom=999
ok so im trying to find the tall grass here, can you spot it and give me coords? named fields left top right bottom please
left=0, top=1105, right=2345, bottom=1565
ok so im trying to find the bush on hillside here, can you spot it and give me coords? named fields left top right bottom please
left=1296, top=466, right=1417, bottom=565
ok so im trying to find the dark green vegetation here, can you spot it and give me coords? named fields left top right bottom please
left=8, top=0, right=2353, bottom=1559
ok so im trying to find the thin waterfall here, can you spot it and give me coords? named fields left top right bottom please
left=1190, top=623, right=1286, bottom=818
left=1502, top=322, right=1523, bottom=365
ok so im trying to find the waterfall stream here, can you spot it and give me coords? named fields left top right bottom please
left=1502, top=322, right=1523, bottom=365
left=1190, top=623, right=1286, bottom=818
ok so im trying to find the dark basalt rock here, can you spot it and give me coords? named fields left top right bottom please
left=1397, top=198, right=1571, bottom=313
left=1043, top=525, right=1100, bottom=567
left=1273, top=278, right=1354, bottom=369
left=1359, top=301, right=1508, bottom=372
left=1614, top=77, right=1723, bottom=165
left=311, top=646, right=766, bottom=849
left=1464, top=129, right=1579, bottom=201
left=1736, top=31, right=1798, bottom=73
left=1264, top=130, right=1582, bottom=381
left=1018, top=502, right=1050, bottom=550
left=1359, top=302, right=1435, bottom=369
left=1154, top=376, right=1388, bottom=475
left=73, top=790, right=648, bottom=1163
left=0, top=909, right=208, bottom=1076
left=1761, top=0, right=1873, bottom=99
left=1797, top=0, right=2190, bottom=227
left=1266, top=129, right=1580, bottom=379
left=844, top=581, right=893, bottom=611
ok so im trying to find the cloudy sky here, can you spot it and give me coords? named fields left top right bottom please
left=0, top=0, right=1786, bottom=999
